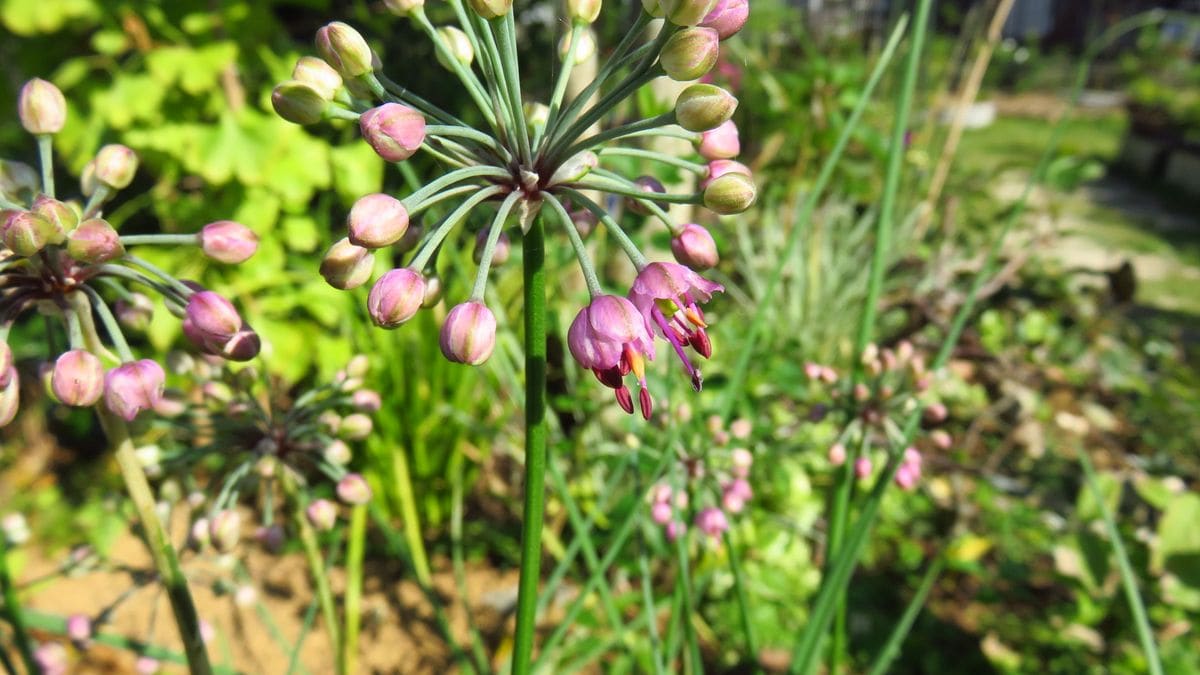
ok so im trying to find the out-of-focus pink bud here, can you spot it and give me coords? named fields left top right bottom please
left=351, top=389, right=381, bottom=412
left=804, top=362, right=823, bottom=380
left=18, top=78, right=66, bottom=135
left=440, top=302, right=496, bottom=365
left=199, top=221, right=258, bottom=264
left=651, top=501, right=673, bottom=525
left=731, top=447, right=753, bottom=477
left=190, top=518, right=211, bottom=549
left=722, top=478, right=752, bottom=513
left=700, top=0, right=749, bottom=39
left=854, top=456, right=872, bottom=479
left=665, top=520, right=685, bottom=542
left=853, top=383, right=870, bottom=402
left=929, top=429, right=952, bottom=450
left=210, top=510, right=242, bottom=553
left=116, top=294, right=154, bottom=332
left=365, top=268, right=426, bottom=330
left=473, top=228, right=511, bottom=265
left=93, top=144, right=138, bottom=190
left=323, top=439, right=353, bottom=465
left=52, top=350, right=104, bottom=407
left=306, top=499, right=337, bottom=531
left=694, top=506, right=728, bottom=538
left=820, top=366, right=838, bottom=384
left=338, top=413, right=373, bottom=441
left=360, top=103, right=426, bottom=163
left=104, top=360, right=164, bottom=421
left=924, top=402, right=948, bottom=423
left=701, top=159, right=752, bottom=190
left=626, top=175, right=665, bottom=215
left=320, top=237, right=374, bottom=290
left=336, top=473, right=372, bottom=505
left=135, top=656, right=160, bottom=675
left=670, top=223, right=719, bottom=270
left=697, top=119, right=739, bottom=160
left=828, top=443, right=847, bottom=466
left=66, top=218, right=124, bottom=264
left=34, top=642, right=68, bottom=675
left=348, top=193, right=409, bottom=248
left=0, top=343, right=12, bottom=388
left=65, top=614, right=92, bottom=644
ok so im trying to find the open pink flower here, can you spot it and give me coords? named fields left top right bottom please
left=628, top=262, right=723, bottom=392
left=568, top=294, right=656, bottom=418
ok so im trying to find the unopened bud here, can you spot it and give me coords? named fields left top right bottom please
left=548, top=151, right=598, bottom=186
left=440, top=301, right=496, bottom=365
left=701, top=0, right=749, bottom=39
left=383, top=0, right=424, bottom=14
left=703, top=171, right=755, bottom=214
left=626, top=175, right=665, bottom=215
left=359, top=103, right=426, bottom=163
left=436, top=27, right=475, bottom=70
left=661, top=27, right=719, bottom=81
left=473, top=229, right=511, bottom=265
left=31, top=195, right=77, bottom=240
left=674, top=84, right=737, bottom=132
left=339, top=413, right=373, bottom=440
left=94, top=144, right=138, bottom=190
left=52, top=350, right=104, bottom=407
left=315, top=22, right=374, bottom=78
left=323, top=439, right=353, bottom=465
left=566, top=0, right=602, bottom=23
left=103, top=359, right=165, bottom=421
left=642, top=0, right=665, bottom=17
left=697, top=119, right=740, bottom=160
left=3, top=210, right=56, bottom=256
left=828, top=443, right=847, bottom=466
left=210, top=510, right=242, bottom=553
left=670, top=223, right=718, bottom=269
left=199, top=220, right=258, bottom=264
left=421, top=275, right=443, bottom=308
left=662, top=0, right=719, bottom=26
left=468, top=0, right=511, bottom=18
left=306, top=499, right=337, bottom=531
left=336, top=473, right=373, bottom=505
left=368, top=268, right=426, bottom=328
left=67, top=218, right=124, bottom=263
left=854, top=457, right=873, bottom=479
left=319, top=237, right=374, bottom=290
left=272, top=80, right=328, bottom=126
left=525, top=102, right=550, bottom=134
left=347, top=193, right=409, bottom=248
left=0, top=368, right=18, bottom=427
left=694, top=506, right=728, bottom=538
left=65, top=614, right=92, bottom=644
left=18, top=78, right=66, bottom=135
left=292, top=56, right=343, bottom=100
left=117, top=294, right=155, bottom=333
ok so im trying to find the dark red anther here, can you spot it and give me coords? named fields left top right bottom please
left=689, top=328, right=712, bottom=359
left=690, top=369, right=703, bottom=392
left=615, top=385, right=634, bottom=414
left=638, top=387, right=653, bottom=420
left=618, top=350, right=632, bottom=376
left=595, top=367, right=623, bottom=389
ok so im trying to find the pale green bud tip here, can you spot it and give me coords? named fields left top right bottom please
left=292, top=56, right=343, bottom=100
left=93, top=144, right=138, bottom=190
left=320, top=237, right=374, bottom=290
left=272, top=80, right=328, bottom=126
left=67, top=218, right=124, bottom=264
left=315, top=21, right=374, bottom=78
left=662, top=0, right=718, bottom=25
left=661, top=27, right=720, bottom=81
left=468, top=0, right=511, bottom=19
left=436, top=26, right=475, bottom=69
left=703, top=172, right=756, bottom=214
left=566, top=0, right=602, bottom=23
left=18, top=78, right=66, bottom=135
left=642, top=0, right=665, bottom=17
left=674, top=83, right=737, bottom=132
left=383, top=0, right=424, bottom=15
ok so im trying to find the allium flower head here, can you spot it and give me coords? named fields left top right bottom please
left=277, top=0, right=752, bottom=416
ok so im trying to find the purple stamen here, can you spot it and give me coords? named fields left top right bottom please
left=652, top=306, right=700, bottom=383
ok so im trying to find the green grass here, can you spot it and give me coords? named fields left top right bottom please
left=955, top=113, right=1127, bottom=175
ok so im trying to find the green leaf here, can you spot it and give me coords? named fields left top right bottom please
left=281, top=214, right=320, bottom=253
left=1, top=0, right=99, bottom=35
left=1155, top=493, right=1200, bottom=574
left=1076, top=468, right=1120, bottom=522
left=330, top=142, right=385, bottom=207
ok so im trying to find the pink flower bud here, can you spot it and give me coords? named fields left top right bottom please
left=804, top=362, right=823, bottom=380
left=895, top=464, right=919, bottom=491
left=183, top=291, right=242, bottom=351
left=190, top=518, right=211, bottom=549
left=104, top=360, right=165, bottom=421
left=820, top=366, right=838, bottom=384
left=0, top=343, right=11, bottom=388
left=199, top=621, right=215, bottom=645
left=651, top=501, right=673, bottom=525
left=853, top=383, right=870, bottom=402
left=272, top=80, right=327, bottom=125
left=31, top=195, right=78, bottom=237
left=701, top=159, right=752, bottom=190
left=34, top=642, right=68, bottom=675
left=694, top=506, right=729, bottom=538
left=930, top=429, right=952, bottom=450
left=674, top=83, right=737, bottom=132
left=348, top=193, right=409, bottom=248
left=722, top=478, right=752, bottom=513
left=256, top=524, right=285, bottom=554
left=670, top=223, right=719, bottom=270
left=115, top=294, right=154, bottom=332
left=661, top=27, right=720, bottom=81
left=292, top=56, right=343, bottom=100
left=338, top=413, right=373, bottom=440
left=3, top=209, right=57, bottom=257
left=320, top=237, right=374, bottom=290
left=854, top=456, right=872, bottom=479
left=51, top=350, right=104, bottom=407
left=828, top=443, right=847, bottom=466
left=93, top=144, right=138, bottom=190
left=651, top=483, right=673, bottom=504
left=323, top=439, right=353, bottom=465
left=626, top=175, right=665, bottom=215
left=346, top=354, right=370, bottom=378
left=697, top=119, right=740, bottom=160
left=315, top=22, right=374, bottom=78
left=473, top=228, right=511, bottom=265
left=336, top=473, right=372, bottom=505
left=135, top=656, right=160, bottom=675
left=924, top=402, right=948, bottom=423
left=18, top=78, right=66, bottom=135
left=665, top=519, right=685, bottom=542
left=210, top=510, right=242, bottom=553
left=567, top=0, right=602, bottom=23
left=700, top=0, right=749, bottom=39
left=67, top=218, right=124, bottom=264
left=440, top=302, right=496, bottom=365
left=306, top=499, right=337, bottom=531
left=351, top=389, right=382, bottom=412
left=731, top=447, right=753, bottom=477
left=65, top=613, right=91, bottom=644
left=360, top=103, right=426, bottom=163
left=703, top=171, right=756, bottom=215
left=662, top=0, right=719, bottom=25
left=730, top=418, right=752, bottom=439
left=384, top=0, right=425, bottom=15
left=199, top=220, right=258, bottom=264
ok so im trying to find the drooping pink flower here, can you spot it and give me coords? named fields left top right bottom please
left=694, top=507, right=729, bottom=539
left=721, top=478, right=752, bottom=513
left=568, top=294, right=657, bottom=418
left=627, top=262, right=723, bottom=392
left=104, top=360, right=165, bottom=421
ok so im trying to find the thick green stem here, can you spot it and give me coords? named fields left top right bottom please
left=341, top=504, right=368, bottom=675
left=0, top=534, right=38, bottom=674
left=510, top=214, right=547, bottom=675
left=96, top=408, right=213, bottom=675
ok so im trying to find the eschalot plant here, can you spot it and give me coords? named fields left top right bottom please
left=1, top=78, right=262, bottom=674
left=273, top=0, right=752, bottom=669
